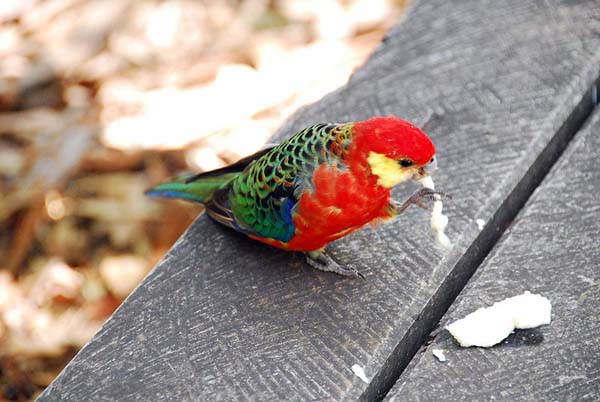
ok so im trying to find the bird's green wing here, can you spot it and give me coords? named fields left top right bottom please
left=207, top=123, right=354, bottom=242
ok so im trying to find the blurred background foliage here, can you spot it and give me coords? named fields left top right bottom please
left=0, top=0, right=408, bottom=399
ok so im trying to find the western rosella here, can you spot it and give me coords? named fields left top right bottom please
left=146, top=116, right=444, bottom=277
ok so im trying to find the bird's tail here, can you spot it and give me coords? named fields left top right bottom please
left=145, top=172, right=239, bottom=204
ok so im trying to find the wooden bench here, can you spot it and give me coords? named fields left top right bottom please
left=37, top=0, right=600, bottom=401
left=385, top=107, right=600, bottom=402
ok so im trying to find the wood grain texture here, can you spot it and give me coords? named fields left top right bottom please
left=386, top=109, right=600, bottom=402
left=37, top=0, right=600, bottom=401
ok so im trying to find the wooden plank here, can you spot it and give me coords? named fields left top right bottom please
left=37, top=1, right=600, bottom=401
left=385, top=109, right=600, bottom=402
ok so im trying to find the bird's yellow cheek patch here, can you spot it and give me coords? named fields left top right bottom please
left=367, top=152, right=413, bottom=188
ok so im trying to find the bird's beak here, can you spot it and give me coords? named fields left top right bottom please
left=415, top=156, right=438, bottom=180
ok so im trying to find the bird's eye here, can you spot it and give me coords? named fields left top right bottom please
left=399, top=159, right=413, bottom=168
left=430, top=157, right=435, bottom=163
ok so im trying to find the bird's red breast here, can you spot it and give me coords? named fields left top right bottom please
left=250, top=162, right=391, bottom=251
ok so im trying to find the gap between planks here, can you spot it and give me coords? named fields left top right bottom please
left=358, top=77, right=600, bottom=402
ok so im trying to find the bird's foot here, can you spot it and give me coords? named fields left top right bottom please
left=393, top=188, right=451, bottom=214
left=305, top=250, right=365, bottom=279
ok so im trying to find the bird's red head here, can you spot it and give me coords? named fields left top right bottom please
left=348, top=116, right=436, bottom=188
left=351, top=116, right=435, bottom=165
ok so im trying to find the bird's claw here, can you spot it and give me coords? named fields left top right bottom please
left=393, top=188, right=450, bottom=214
left=305, top=250, right=365, bottom=279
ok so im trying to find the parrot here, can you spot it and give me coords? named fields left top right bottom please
left=146, top=116, right=444, bottom=278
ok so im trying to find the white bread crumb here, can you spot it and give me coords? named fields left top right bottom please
left=351, top=364, right=369, bottom=384
left=432, top=349, right=447, bottom=362
left=446, top=291, right=552, bottom=347
left=419, top=176, right=452, bottom=249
